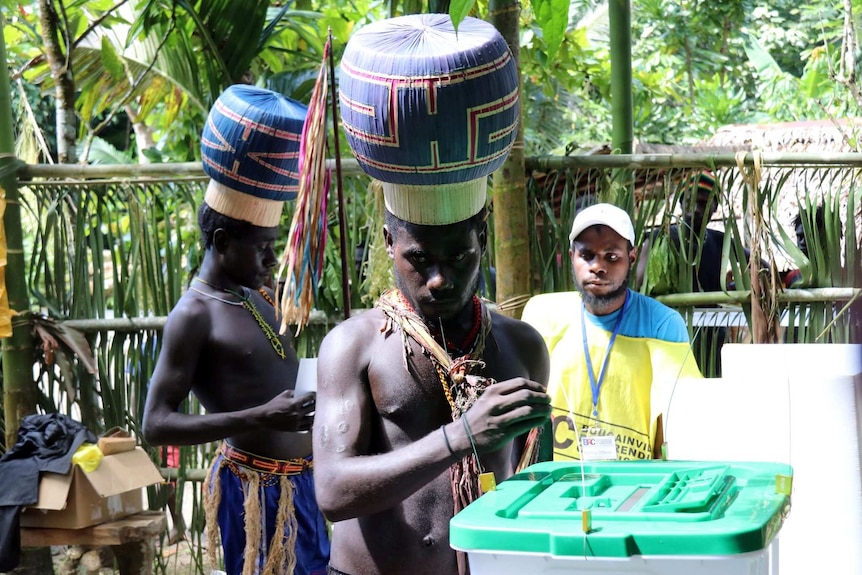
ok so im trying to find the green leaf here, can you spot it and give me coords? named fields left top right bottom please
left=534, top=0, right=569, bottom=62
left=449, top=0, right=475, bottom=32
left=644, top=233, right=678, bottom=296
left=743, top=33, right=784, bottom=79
left=100, top=36, right=125, bottom=81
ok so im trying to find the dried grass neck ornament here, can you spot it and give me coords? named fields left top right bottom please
left=192, top=277, right=286, bottom=360
left=377, top=289, right=495, bottom=483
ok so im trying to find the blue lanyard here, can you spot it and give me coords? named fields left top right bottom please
left=581, top=293, right=630, bottom=418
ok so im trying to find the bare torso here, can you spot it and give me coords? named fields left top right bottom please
left=185, top=288, right=308, bottom=459
left=326, top=308, right=538, bottom=575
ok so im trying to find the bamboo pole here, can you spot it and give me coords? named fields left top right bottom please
left=608, top=0, right=633, bottom=155
left=402, top=0, right=423, bottom=13
left=655, top=287, right=862, bottom=306
left=1, top=13, right=38, bottom=448
left=490, top=0, right=532, bottom=319
left=328, top=29, right=351, bottom=320
left=62, top=308, right=348, bottom=333
left=20, top=158, right=364, bottom=180
left=56, top=288, right=860, bottom=333
left=17, top=153, right=862, bottom=181
left=526, top=152, right=862, bottom=170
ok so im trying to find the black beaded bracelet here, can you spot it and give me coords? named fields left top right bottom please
left=441, top=424, right=455, bottom=456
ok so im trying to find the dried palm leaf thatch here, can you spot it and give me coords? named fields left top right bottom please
left=276, top=38, right=331, bottom=335
left=736, top=151, right=781, bottom=343
left=703, top=118, right=862, bottom=273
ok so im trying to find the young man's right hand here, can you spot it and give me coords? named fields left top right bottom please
left=456, top=378, right=551, bottom=454
left=262, top=390, right=316, bottom=432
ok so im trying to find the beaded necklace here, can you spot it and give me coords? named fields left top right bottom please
left=189, top=286, right=242, bottom=306
left=376, top=288, right=495, bottom=537
left=192, top=277, right=286, bottom=359
left=394, top=291, right=483, bottom=358
left=392, top=291, right=489, bottom=416
left=379, top=289, right=494, bottom=419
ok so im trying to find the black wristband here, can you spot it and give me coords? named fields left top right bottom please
left=441, top=424, right=455, bottom=456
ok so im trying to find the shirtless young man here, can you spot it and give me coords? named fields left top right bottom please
left=314, top=209, right=550, bottom=575
left=313, top=14, right=551, bottom=575
left=142, top=85, right=330, bottom=575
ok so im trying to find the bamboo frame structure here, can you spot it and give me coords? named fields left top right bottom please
left=18, top=152, right=862, bottom=181
left=526, top=152, right=862, bottom=170
left=52, top=288, right=859, bottom=334
left=20, top=159, right=364, bottom=180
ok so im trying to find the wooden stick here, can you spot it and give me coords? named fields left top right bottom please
left=329, top=27, right=352, bottom=320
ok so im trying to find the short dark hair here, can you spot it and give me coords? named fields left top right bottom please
left=197, top=202, right=261, bottom=249
left=793, top=204, right=826, bottom=230
left=384, top=206, right=488, bottom=240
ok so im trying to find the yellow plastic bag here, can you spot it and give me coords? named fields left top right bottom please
left=71, top=443, right=104, bottom=472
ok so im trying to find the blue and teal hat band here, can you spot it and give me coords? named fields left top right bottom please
left=339, top=14, right=519, bottom=224
left=201, top=85, right=308, bottom=226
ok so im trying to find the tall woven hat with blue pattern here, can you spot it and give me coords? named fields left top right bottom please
left=201, top=84, right=309, bottom=227
left=339, top=14, right=520, bottom=225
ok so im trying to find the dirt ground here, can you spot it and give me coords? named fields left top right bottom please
left=46, top=481, right=211, bottom=575
left=47, top=535, right=207, bottom=575
left=154, top=538, right=208, bottom=575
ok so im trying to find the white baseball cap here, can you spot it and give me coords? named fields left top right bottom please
left=568, top=203, right=635, bottom=244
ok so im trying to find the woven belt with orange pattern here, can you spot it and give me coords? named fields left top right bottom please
left=221, top=442, right=313, bottom=476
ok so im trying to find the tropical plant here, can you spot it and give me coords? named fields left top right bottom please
left=6, top=0, right=345, bottom=164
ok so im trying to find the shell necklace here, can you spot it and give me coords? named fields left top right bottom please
left=191, top=277, right=286, bottom=359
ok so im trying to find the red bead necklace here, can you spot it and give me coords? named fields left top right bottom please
left=396, top=291, right=483, bottom=357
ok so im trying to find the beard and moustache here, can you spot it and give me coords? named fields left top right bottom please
left=575, top=266, right=630, bottom=313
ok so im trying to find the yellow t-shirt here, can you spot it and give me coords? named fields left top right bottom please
left=522, top=290, right=702, bottom=461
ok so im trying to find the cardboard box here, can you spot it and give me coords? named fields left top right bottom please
left=20, top=446, right=164, bottom=529
left=97, top=436, right=137, bottom=455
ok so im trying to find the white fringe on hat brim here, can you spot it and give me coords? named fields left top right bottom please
left=383, top=179, right=487, bottom=225
left=205, top=180, right=284, bottom=228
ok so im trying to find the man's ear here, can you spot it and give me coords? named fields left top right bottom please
left=383, top=225, right=395, bottom=260
left=478, top=223, right=488, bottom=254
left=212, top=228, right=229, bottom=254
left=628, top=245, right=637, bottom=266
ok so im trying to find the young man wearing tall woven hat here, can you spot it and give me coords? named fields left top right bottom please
left=312, top=14, right=551, bottom=575
left=143, top=85, right=330, bottom=575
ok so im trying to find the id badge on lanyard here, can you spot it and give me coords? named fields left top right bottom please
left=579, top=296, right=630, bottom=462
left=580, top=432, right=618, bottom=461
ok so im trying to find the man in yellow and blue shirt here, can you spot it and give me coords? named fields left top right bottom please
left=523, top=203, right=702, bottom=462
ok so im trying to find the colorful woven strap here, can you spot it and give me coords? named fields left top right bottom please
left=221, top=442, right=312, bottom=476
